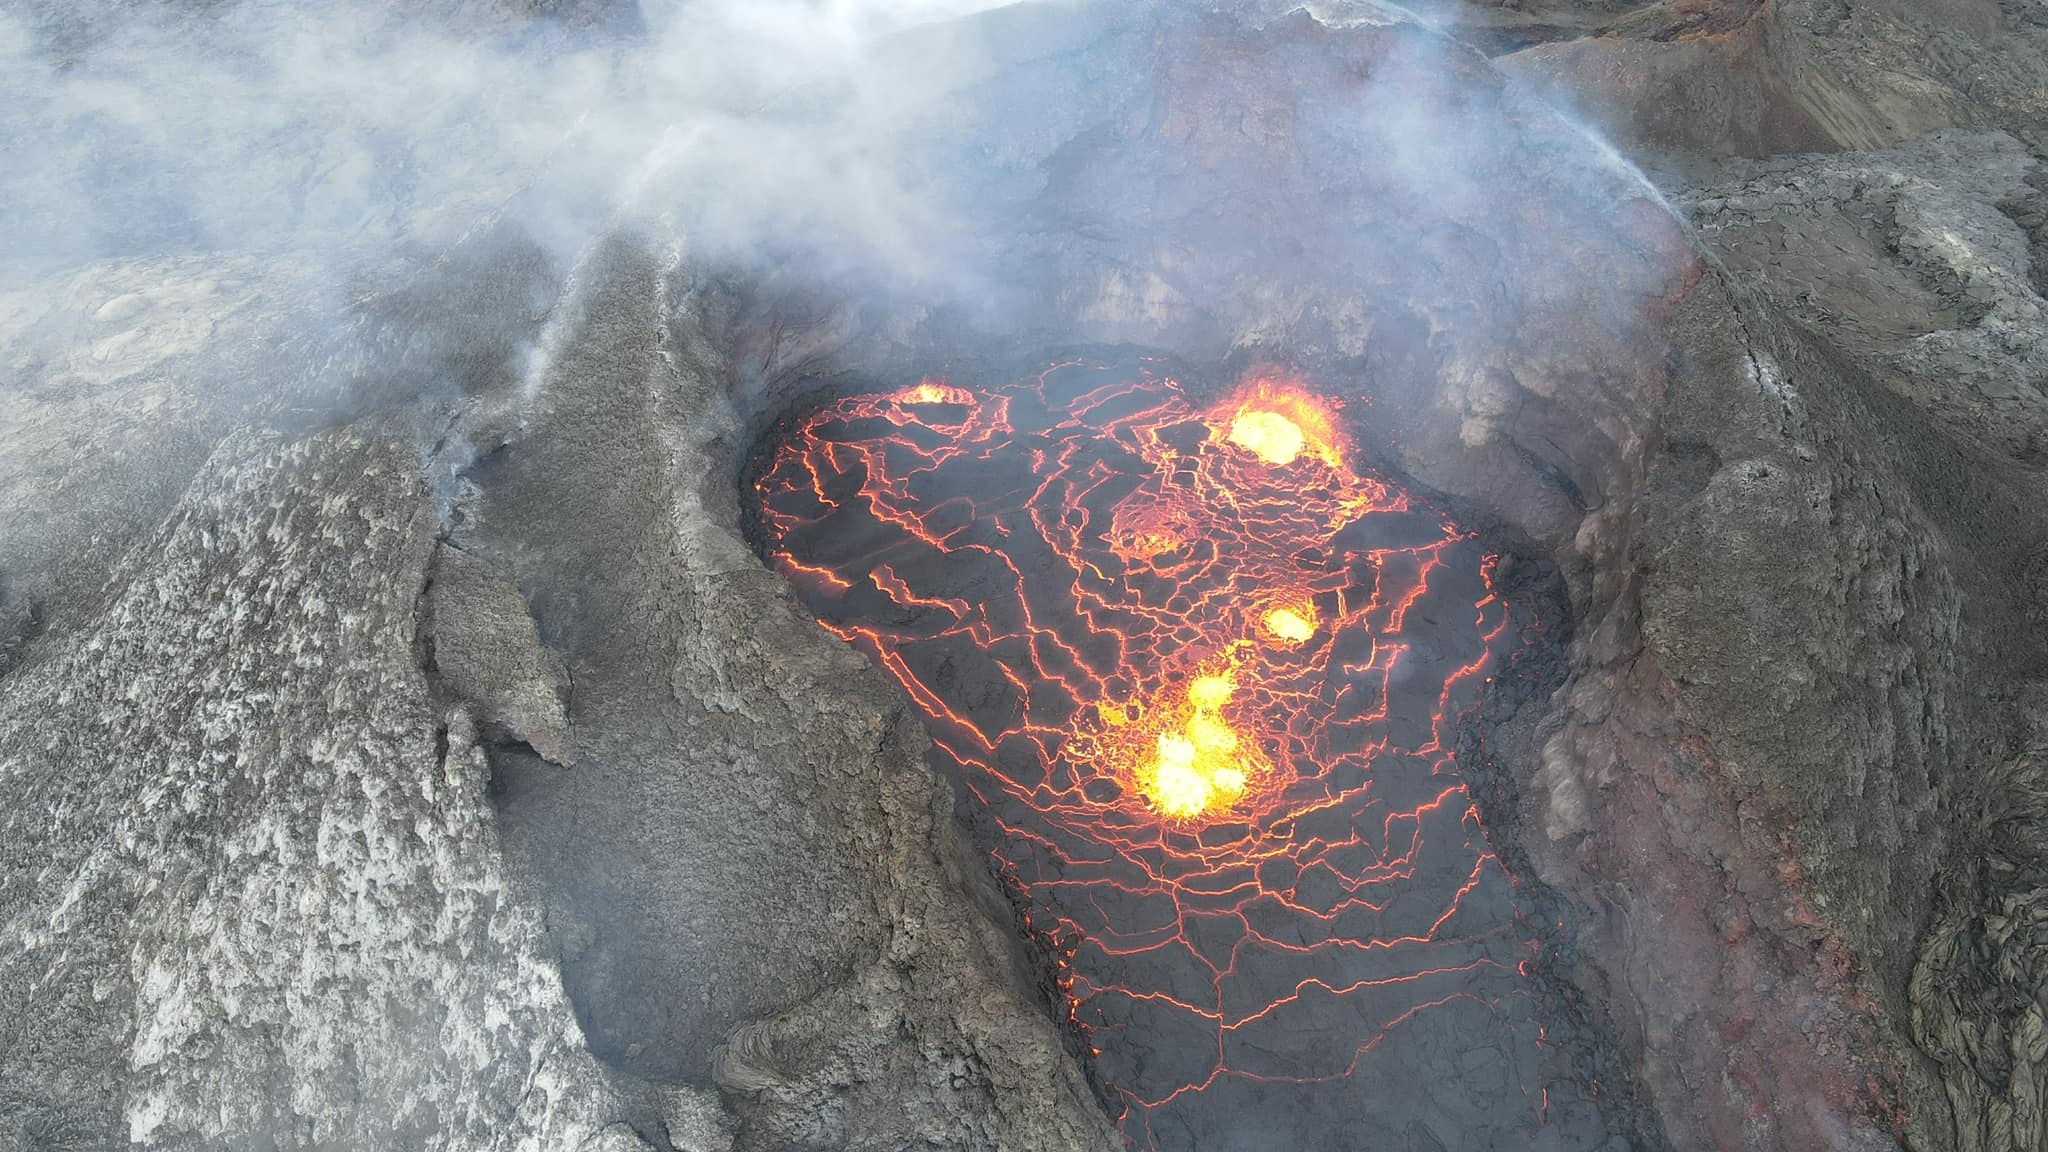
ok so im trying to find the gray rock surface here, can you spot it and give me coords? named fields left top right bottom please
left=0, top=257, right=318, bottom=659
left=1912, top=734, right=2048, bottom=1152
left=0, top=423, right=639, bottom=1151
left=0, top=232, right=1115, bottom=1150
left=1478, top=0, right=2048, bottom=156
left=1658, top=130, right=2048, bottom=1152
left=426, top=542, right=574, bottom=765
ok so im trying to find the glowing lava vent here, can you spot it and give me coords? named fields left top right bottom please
left=751, top=357, right=1607, bottom=1150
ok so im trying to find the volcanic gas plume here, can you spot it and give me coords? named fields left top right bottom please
left=750, top=356, right=1611, bottom=1149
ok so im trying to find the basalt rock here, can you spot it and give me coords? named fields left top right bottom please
left=1666, top=129, right=2048, bottom=1152
left=0, top=422, right=641, bottom=1151
left=424, top=543, right=575, bottom=766
left=1479, top=0, right=2048, bottom=156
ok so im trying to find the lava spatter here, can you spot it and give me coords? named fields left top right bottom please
left=1099, top=653, right=1265, bottom=822
left=751, top=357, right=1606, bottom=1149
left=1221, top=380, right=1345, bottom=469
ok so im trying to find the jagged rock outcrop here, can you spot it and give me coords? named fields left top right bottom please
left=425, top=543, right=574, bottom=765
left=0, top=423, right=641, bottom=1151
left=1663, top=130, right=2048, bottom=1152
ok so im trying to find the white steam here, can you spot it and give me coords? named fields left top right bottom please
left=0, top=0, right=1027, bottom=294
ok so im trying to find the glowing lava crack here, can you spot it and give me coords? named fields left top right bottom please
left=751, top=357, right=1605, bottom=1150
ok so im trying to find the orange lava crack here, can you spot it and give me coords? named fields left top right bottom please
left=753, top=359, right=1569, bottom=1146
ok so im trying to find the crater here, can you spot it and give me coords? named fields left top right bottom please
left=740, top=349, right=1630, bottom=1150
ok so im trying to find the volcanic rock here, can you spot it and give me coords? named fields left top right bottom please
left=1662, top=128, right=2048, bottom=1152
left=1483, top=0, right=2048, bottom=155
left=0, top=422, right=637, bottom=1150
left=424, top=543, right=574, bottom=765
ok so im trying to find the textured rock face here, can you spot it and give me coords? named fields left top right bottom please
left=0, top=238, right=1118, bottom=1151
left=1661, top=131, right=2048, bottom=1152
left=0, top=425, right=635, bottom=1151
left=1527, top=272, right=1934, bottom=1152
left=1467, top=126, right=2048, bottom=1152
left=1480, top=0, right=2048, bottom=155
left=426, top=543, right=574, bottom=765
left=1661, top=132, right=2039, bottom=1006
left=1912, top=741, right=2048, bottom=1152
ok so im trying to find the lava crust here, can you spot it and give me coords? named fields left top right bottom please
left=750, top=354, right=1624, bottom=1151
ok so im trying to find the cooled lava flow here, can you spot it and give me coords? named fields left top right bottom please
left=751, top=358, right=1602, bottom=1149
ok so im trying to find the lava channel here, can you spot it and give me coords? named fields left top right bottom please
left=749, top=356, right=1615, bottom=1150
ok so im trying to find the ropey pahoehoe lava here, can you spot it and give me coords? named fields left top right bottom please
left=750, top=356, right=1608, bottom=1148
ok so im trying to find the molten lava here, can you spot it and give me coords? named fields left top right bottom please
left=751, top=358, right=1584, bottom=1148
left=1222, top=378, right=1345, bottom=468
left=1260, top=602, right=1317, bottom=645
left=896, top=378, right=973, bottom=406
left=1114, top=658, right=1265, bottom=822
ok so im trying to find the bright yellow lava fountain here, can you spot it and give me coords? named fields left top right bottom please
left=1262, top=605, right=1316, bottom=645
left=897, top=379, right=972, bottom=405
left=1140, top=671, right=1260, bottom=820
left=1221, top=381, right=1345, bottom=469
left=1227, top=410, right=1308, bottom=466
